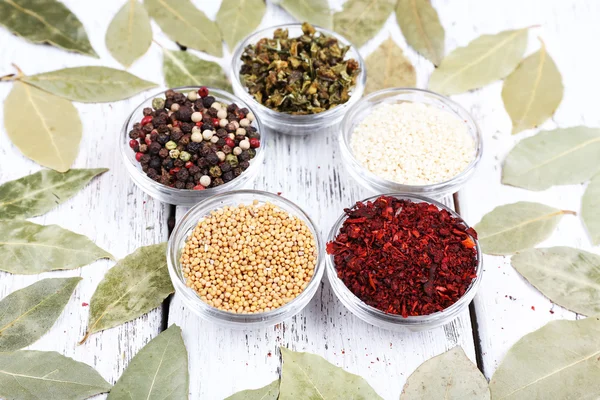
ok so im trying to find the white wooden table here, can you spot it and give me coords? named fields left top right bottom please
left=0, top=1, right=596, bottom=399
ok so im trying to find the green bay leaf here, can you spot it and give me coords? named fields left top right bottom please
left=145, top=0, right=222, bottom=56
left=0, top=0, right=97, bottom=57
left=106, top=0, right=153, bottom=68
left=217, top=0, right=265, bottom=50
left=474, top=201, right=573, bottom=255
left=429, top=28, right=529, bottom=95
left=80, top=243, right=173, bottom=343
left=400, top=347, right=490, bottom=400
left=21, top=66, right=157, bottom=103
left=502, top=127, right=600, bottom=190
left=511, top=247, right=600, bottom=316
left=333, top=0, right=396, bottom=48
left=108, top=325, right=188, bottom=400
left=279, top=347, right=383, bottom=400
left=225, top=379, right=279, bottom=400
left=0, top=350, right=111, bottom=400
left=490, top=318, right=600, bottom=399
left=365, top=37, right=416, bottom=93
left=502, top=39, right=563, bottom=135
left=582, top=174, right=600, bottom=245
left=5, top=82, right=82, bottom=172
left=163, top=48, right=231, bottom=91
left=396, top=0, right=445, bottom=66
left=0, top=277, right=81, bottom=351
left=0, top=220, right=113, bottom=275
left=0, top=168, right=107, bottom=220
left=279, top=0, right=332, bottom=29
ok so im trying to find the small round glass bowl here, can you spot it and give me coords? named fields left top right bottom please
left=326, top=193, right=483, bottom=332
left=120, top=86, right=267, bottom=206
left=339, top=88, right=483, bottom=198
left=231, top=23, right=366, bottom=136
left=167, top=190, right=325, bottom=328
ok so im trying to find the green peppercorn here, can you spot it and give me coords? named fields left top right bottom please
left=247, top=148, right=256, bottom=158
left=152, top=97, right=166, bottom=110
left=179, top=151, right=191, bottom=162
left=169, top=149, right=180, bottom=159
left=225, top=154, right=239, bottom=168
left=209, top=165, right=222, bottom=178
left=165, top=141, right=177, bottom=150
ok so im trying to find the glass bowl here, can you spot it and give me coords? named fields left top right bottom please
left=120, top=86, right=267, bottom=206
left=339, top=88, right=482, bottom=198
left=167, top=190, right=325, bottom=328
left=231, top=23, right=366, bottom=136
left=326, top=193, right=483, bottom=332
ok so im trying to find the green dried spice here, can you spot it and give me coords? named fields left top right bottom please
left=239, top=22, right=360, bottom=115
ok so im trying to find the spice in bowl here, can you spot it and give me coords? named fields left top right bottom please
left=128, top=87, right=261, bottom=190
left=326, top=195, right=478, bottom=318
left=180, top=201, right=317, bottom=313
left=239, top=22, right=360, bottom=115
left=350, top=102, right=475, bottom=185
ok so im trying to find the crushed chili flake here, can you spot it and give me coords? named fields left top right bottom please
left=327, top=195, right=478, bottom=318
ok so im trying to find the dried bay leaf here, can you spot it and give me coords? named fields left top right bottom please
left=21, top=66, right=157, bottom=103
left=502, top=127, right=600, bottom=190
left=0, top=220, right=113, bottom=275
left=5, top=82, right=82, bottom=172
left=0, top=168, right=107, bottom=220
left=217, top=0, right=265, bottom=50
left=511, top=247, right=600, bottom=316
left=0, top=350, right=111, bottom=399
left=400, top=347, right=490, bottom=400
left=0, top=0, right=96, bottom=57
left=365, top=37, right=416, bottom=93
left=429, top=28, right=529, bottom=95
left=80, top=243, right=173, bottom=343
left=333, top=0, right=396, bottom=48
left=279, top=347, right=383, bottom=399
left=396, top=0, right=445, bottom=66
left=107, top=325, right=188, bottom=400
left=279, top=0, right=332, bottom=30
left=474, top=201, right=574, bottom=255
left=145, top=0, right=222, bottom=56
left=106, top=0, right=153, bottom=68
left=490, top=318, right=600, bottom=399
left=163, top=48, right=232, bottom=91
left=502, top=39, right=563, bottom=134
left=582, top=174, right=600, bottom=245
left=225, top=379, right=279, bottom=400
left=0, top=277, right=81, bottom=351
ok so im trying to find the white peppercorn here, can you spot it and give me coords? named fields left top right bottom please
left=210, top=136, right=219, bottom=143
left=216, top=151, right=226, bottom=161
left=199, top=175, right=211, bottom=187
left=236, top=128, right=246, bottom=136
left=202, top=130, right=214, bottom=140
left=219, top=119, right=228, bottom=128
left=247, top=112, right=255, bottom=122
left=171, top=103, right=180, bottom=112
left=240, top=118, right=250, bottom=127
left=239, top=140, right=250, bottom=150
left=188, top=91, right=198, bottom=101
left=191, top=112, right=203, bottom=123
left=233, top=146, right=242, bottom=156
left=217, top=109, right=227, bottom=119
left=191, top=131, right=203, bottom=143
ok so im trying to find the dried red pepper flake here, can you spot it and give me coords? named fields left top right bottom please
left=327, top=195, right=478, bottom=318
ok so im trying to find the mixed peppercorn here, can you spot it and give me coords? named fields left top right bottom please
left=128, top=87, right=260, bottom=190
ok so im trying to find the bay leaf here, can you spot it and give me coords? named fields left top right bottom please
left=400, top=347, right=490, bottom=400
left=502, top=127, right=600, bottom=190
left=0, top=277, right=81, bottom=352
left=502, top=39, right=563, bottom=135
left=474, top=201, right=574, bottom=255
left=163, top=48, right=232, bottom=91
left=395, top=0, right=445, bottom=66
left=0, top=220, right=113, bottom=275
left=0, top=350, right=111, bottom=400
left=489, top=317, right=600, bottom=399
left=0, top=0, right=97, bottom=57
left=145, top=0, right=222, bottom=56
left=80, top=243, right=173, bottom=343
left=225, top=379, right=279, bottom=400
left=217, top=0, right=265, bottom=50
left=21, top=66, right=157, bottom=103
left=5, top=81, right=82, bottom=172
left=511, top=247, right=600, bottom=316
left=365, top=37, right=416, bottom=93
left=279, top=0, right=333, bottom=30
left=279, top=347, right=383, bottom=400
left=107, top=325, right=188, bottom=400
left=582, top=174, right=600, bottom=245
left=333, top=0, right=396, bottom=48
left=429, top=28, right=529, bottom=95
left=106, top=0, right=153, bottom=68
left=0, top=168, right=107, bottom=220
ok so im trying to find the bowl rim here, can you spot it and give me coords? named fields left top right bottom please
left=325, top=192, right=483, bottom=325
left=167, top=189, right=325, bottom=322
left=339, top=87, right=483, bottom=191
left=230, top=22, right=367, bottom=122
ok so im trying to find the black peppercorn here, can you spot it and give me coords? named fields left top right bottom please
left=188, top=165, right=200, bottom=175
left=216, top=129, right=228, bottom=138
left=147, top=168, right=158, bottom=178
left=185, top=182, right=195, bottom=189
left=173, top=93, right=186, bottom=103
left=142, top=124, right=153, bottom=134
left=171, top=128, right=183, bottom=142
left=225, top=122, right=236, bottom=132
left=149, top=157, right=161, bottom=170
left=140, top=154, right=151, bottom=164
left=194, top=172, right=203, bottom=181
left=174, top=181, right=186, bottom=189
left=133, top=122, right=142, bottom=130
left=227, top=113, right=239, bottom=122
left=129, top=129, right=139, bottom=139
left=207, top=108, right=218, bottom=118
left=222, top=171, right=234, bottom=182
left=206, top=153, right=219, bottom=165
left=186, top=142, right=202, bottom=154
left=164, top=159, right=175, bottom=169
left=157, top=124, right=169, bottom=134
left=142, top=164, right=149, bottom=173
left=239, top=161, right=250, bottom=170
left=239, top=107, right=249, bottom=116
left=149, top=142, right=162, bottom=154
left=194, top=99, right=205, bottom=111
left=179, top=135, right=191, bottom=146
left=165, top=89, right=176, bottom=99
left=203, top=122, right=214, bottom=131
left=159, top=148, right=169, bottom=158
left=216, top=138, right=226, bottom=147
left=174, top=159, right=185, bottom=168
left=143, top=107, right=153, bottom=116
left=176, top=106, right=193, bottom=122
left=154, top=114, right=167, bottom=126
left=238, top=150, right=250, bottom=162
left=202, top=96, right=215, bottom=108
left=176, top=169, right=189, bottom=181
left=157, top=134, right=170, bottom=145
left=233, top=167, right=242, bottom=177
left=181, top=122, right=193, bottom=134
left=219, top=162, right=232, bottom=173
left=197, top=158, right=209, bottom=168
left=165, top=99, right=174, bottom=110
left=227, top=103, right=238, bottom=113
